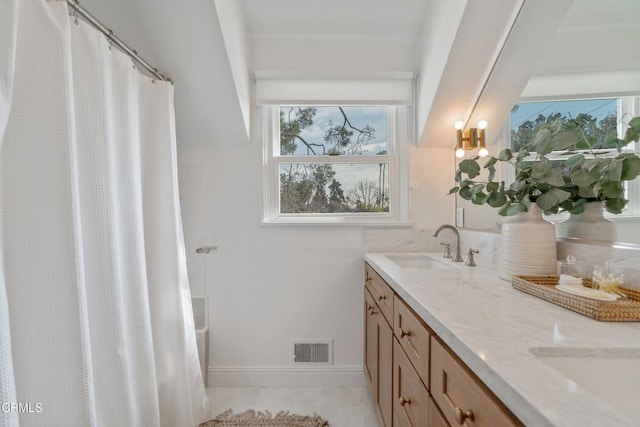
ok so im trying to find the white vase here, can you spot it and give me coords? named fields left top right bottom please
left=555, top=201, right=616, bottom=242
left=499, top=204, right=557, bottom=281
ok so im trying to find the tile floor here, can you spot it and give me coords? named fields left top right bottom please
left=206, top=386, right=379, bottom=427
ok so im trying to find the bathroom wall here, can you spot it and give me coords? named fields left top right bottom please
left=177, top=114, right=454, bottom=386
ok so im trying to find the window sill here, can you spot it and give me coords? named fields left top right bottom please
left=259, top=216, right=413, bottom=228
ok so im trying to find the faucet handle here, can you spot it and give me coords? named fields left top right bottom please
left=440, top=242, right=452, bottom=258
left=465, top=249, right=479, bottom=267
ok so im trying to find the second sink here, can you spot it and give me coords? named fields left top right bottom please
left=530, top=346, right=640, bottom=420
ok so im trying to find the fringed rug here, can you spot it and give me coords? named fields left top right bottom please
left=200, top=409, right=329, bottom=427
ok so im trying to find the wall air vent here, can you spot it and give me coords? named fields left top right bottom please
left=291, top=339, right=333, bottom=365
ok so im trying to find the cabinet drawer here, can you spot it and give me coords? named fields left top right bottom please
left=365, top=263, right=394, bottom=325
left=393, top=338, right=429, bottom=427
left=394, top=296, right=430, bottom=388
left=430, top=337, right=522, bottom=427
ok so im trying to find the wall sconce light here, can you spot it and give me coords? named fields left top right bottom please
left=455, top=120, right=488, bottom=158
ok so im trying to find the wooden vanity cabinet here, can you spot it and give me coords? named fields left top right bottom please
left=364, top=262, right=522, bottom=427
left=364, top=265, right=393, bottom=427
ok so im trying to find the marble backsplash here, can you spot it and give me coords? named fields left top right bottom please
left=363, top=228, right=640, bottom=287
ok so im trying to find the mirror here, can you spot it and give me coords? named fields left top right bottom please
left=456, top=0, right=640, bottom=245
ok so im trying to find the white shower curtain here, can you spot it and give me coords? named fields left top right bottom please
left=0, top=1, right=208, bottom=426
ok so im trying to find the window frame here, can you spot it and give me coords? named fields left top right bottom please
left=261, top=104, right=410, bottom=226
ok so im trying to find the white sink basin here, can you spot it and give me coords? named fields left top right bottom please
left=384, top=253, right=459, bottom=270
left=530, top=347, right=640, bottom=420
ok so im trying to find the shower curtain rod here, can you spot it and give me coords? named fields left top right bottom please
left=65, top=0, right=171, bottom=82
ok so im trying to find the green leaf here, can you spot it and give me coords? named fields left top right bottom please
left=549, top=118, right=563, bottom=134
left=531, top=161, right=551, bottom=180
left=578, top=184, right=596, bottom=199
left=454, top=168, right=462, bottom=182
left=628, top=117, right=640, bottom=133
left=567, top=202, right=586, bottom=215
left=553, top=131, right=579, bottom=150
left=536, top=140, right=553, bottom=156
left=536, top=188, right=571, bottom=211
left=459, top=186, right=473, bottom=200
left=487, top=191, right=507, bottom=208
left=459, top=159, right=481, bottom=179
left=583, top=158, right=602, bottom=172
left=575, top=138, right=591, bottom=150
left=448, top=187, right=459, bottom=195
left=532, top=128, right=551, bottom=146
left=538, top=170, right=565, bottom=187
left=621, top=156, right=640, bottom=180
left=520, top=194, right=532, bottom=211
left=510, top=180, right=527, bottom=192
left=605, top=197, right=627, bottom=214
left=471, top=184, right=485, bottom=194
left=486, top=182, right=499, bottom=192
left=606, top=159, right=623, bottom=182
left=601, top=130, right=620, bottom=148
left=565, top=153, right=585, bottom=168
left=516, top=149, right=530, bottom=163
left=471, top=192, right=488, bottom=205
left=498, top=149, right=513, bottom=161
left=483, top=157, right=498, bottom=169
left=498, top=202, right=512, bottom=216
left=459, top=179, right=472, bottom=188
left=571, top=168, right=598, bottom=187
left=487, top=165, right=496, bottom=182
left=506, top=203, right=525, bottom=216
left=601, top=181, right=624, bottom=198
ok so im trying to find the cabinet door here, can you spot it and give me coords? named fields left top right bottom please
left=364, top=288, right=378, bottom=394
left=365, top=287, right=393, bottom=427
left=378, top=311, right=393, bottom=427
left=393, top=338, right=429, bottom=427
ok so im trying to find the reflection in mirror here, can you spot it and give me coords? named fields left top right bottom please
left=456, top=0, right=640, bottom=245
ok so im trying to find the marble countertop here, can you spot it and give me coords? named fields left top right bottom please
left=364, top=252, right=640, bottom=427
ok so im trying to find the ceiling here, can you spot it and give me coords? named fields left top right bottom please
left=533, top=0, right=640, bottom=74
left=239, top=0, right=429, bottom=41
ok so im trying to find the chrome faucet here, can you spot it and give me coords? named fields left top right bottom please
left=433, top=224, right=463, bottom=262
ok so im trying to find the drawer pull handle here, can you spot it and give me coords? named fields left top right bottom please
left=454, top=407, right=474, bottom=425
left=369, top=308, right=377, bottom=316
left=399, top=396, right=411, bottom=406
left=378, top=294, right=386, bottom=301
left=398, top=328, right=411, bottom=338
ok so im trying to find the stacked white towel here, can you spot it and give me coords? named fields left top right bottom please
left=558, top=274, right=583, bottom=286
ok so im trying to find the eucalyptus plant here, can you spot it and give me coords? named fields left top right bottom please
left=531, top=115, right=640, bottom=214
left=449, top=116, right=640, bottom=216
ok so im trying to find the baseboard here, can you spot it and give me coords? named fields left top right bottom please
left=208, top=365, right=366, bottom=387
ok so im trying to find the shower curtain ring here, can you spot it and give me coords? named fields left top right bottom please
left=71, top=0, right=80, bottom=24
left=105, top=29, right=114, bottom=50
left=131, top=50, right=139, bottom=70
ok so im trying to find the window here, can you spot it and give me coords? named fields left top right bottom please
left=510, top=96, right=640, bottom=217
left=262, top=105, right=409, bottom=224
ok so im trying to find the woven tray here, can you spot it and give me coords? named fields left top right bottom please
left=512, top=275, right=640, bottom=322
